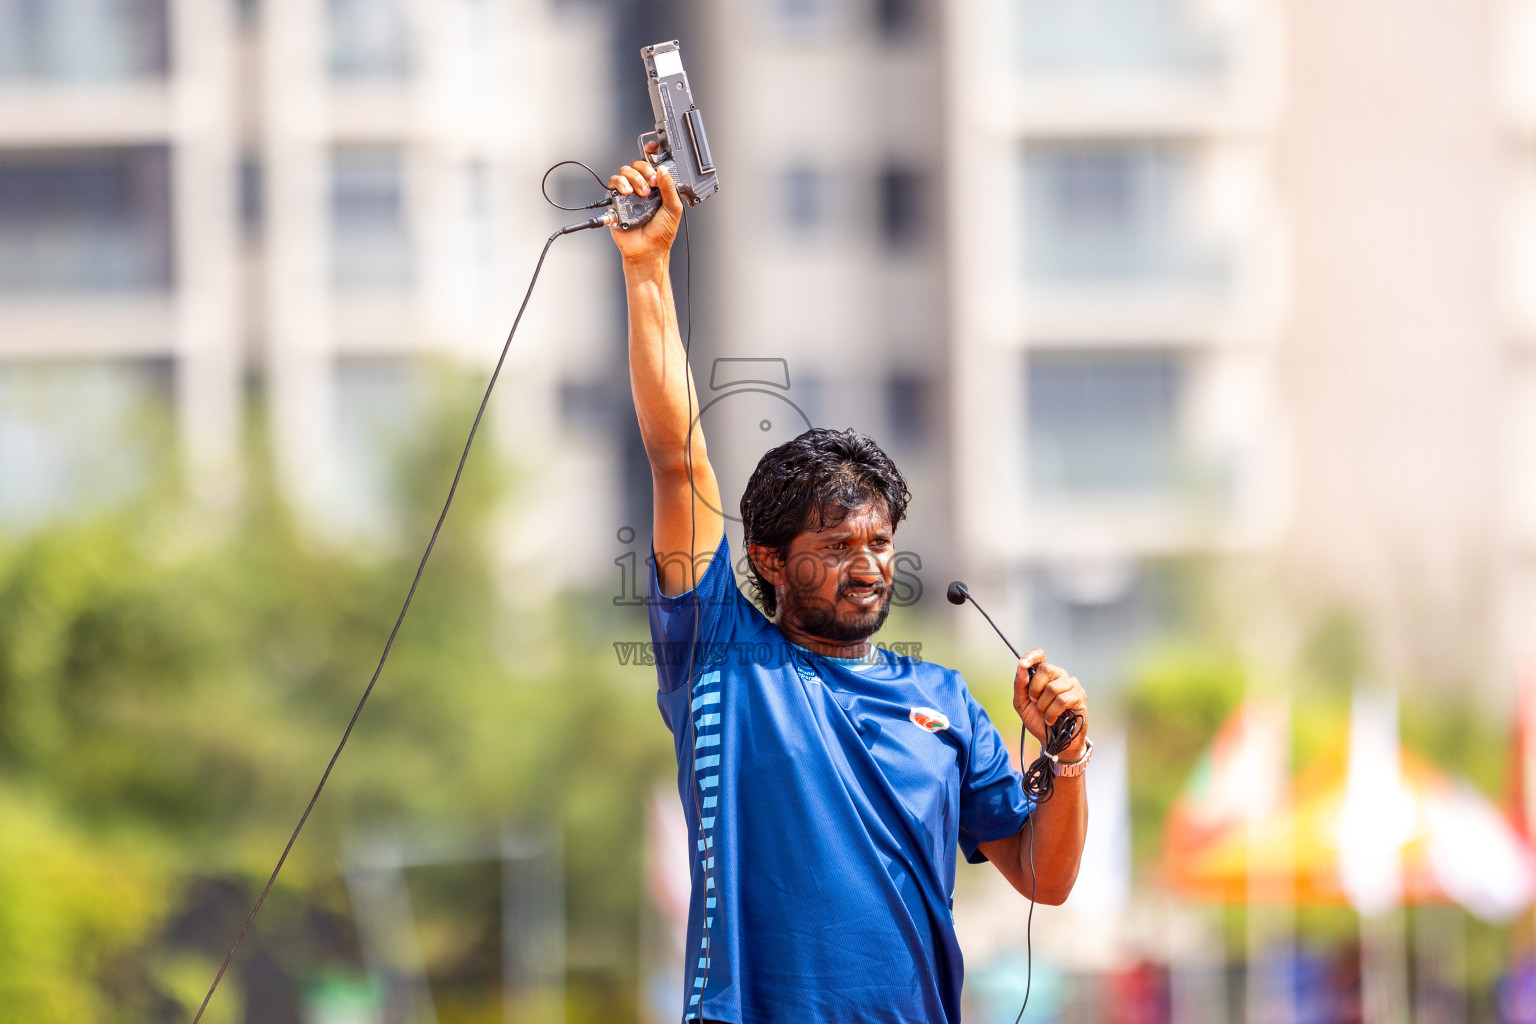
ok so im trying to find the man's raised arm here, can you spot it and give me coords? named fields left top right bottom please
left=608, top=158, right=725, bottom=597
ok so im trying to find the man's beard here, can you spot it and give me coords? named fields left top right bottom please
left=786, top=585, right=893, bottom=643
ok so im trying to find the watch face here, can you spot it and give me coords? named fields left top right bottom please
left=694, top=386, right=813, bottom=522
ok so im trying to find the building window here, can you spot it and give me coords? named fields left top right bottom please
left=328, top=0, right=411, bottom=81
left=330, top=359, right=428, bottom=537
left=770, top=0, right=855, bottom=39
left=875, top=0, right=920, bottom=38
left=239, top=156, right=264, bottom=243
left=780, top=0, right=828, bottom=26
left=330, top=147, right=413, bottom=292
left=885, top=372, right=930, bottom=448
left=0, top=0, right=169, bottom=81
left=878, top=166, right=923, bottom=247
left=0, top=360, right=173, bottom=530
left=1023, top=140, right=1218, bottom=283
left=1027, top=349, right=1185, bottom=493
left=1026, top=561, right=1178, bottom=690
left=559, top=378, right=613, bottom=433
left=456, top=160, right=494, bottom=290
left=1018, top=0, right=1223, bottom=78
left=0, top=146, right=173, bottom=293
left=782, top=165, right=824, bottom=232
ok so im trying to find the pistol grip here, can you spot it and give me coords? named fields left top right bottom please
left=611, top=189, right=663, bottom=231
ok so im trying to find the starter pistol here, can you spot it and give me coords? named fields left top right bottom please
left=611, top=40, right=720, bottom=230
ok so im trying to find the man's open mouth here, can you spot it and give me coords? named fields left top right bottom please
left=840, top=585, right=886, bottom=610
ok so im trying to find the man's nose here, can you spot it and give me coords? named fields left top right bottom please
left=846, top=548, right=885, bottom=581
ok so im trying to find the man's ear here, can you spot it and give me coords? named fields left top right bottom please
left=747, top=543, right=785, bottom=587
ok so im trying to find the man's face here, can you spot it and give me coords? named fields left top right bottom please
left=772, top=501, right=896, bottom=643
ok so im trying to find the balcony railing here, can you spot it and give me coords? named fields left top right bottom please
left=1022, top=140, right=1227, bottom=287
left=0, top=0, right=168, bottom=82
left=0, top=359, right=171, bottom=528
left=331, top=147, right=413, bottom=292
left=329, top=0, right=412, bottom=82
left=1017, top=0, right=1224, bottom=80
left=1027, top=349, right=1191, bottom=494
left=0, top=146, right=173, bottom=293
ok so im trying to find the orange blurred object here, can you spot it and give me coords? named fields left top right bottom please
left=1165, top=713, right=1536, bottom=919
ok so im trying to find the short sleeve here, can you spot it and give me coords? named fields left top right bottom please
left=647, top=534, right=762, bottom=693
left=957, top=692, right=1034, bottom=864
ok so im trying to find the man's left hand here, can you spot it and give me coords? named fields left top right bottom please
left=1013, top=650, right=1089, bottom=762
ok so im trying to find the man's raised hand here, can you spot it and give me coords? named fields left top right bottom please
left=611, top=146, right=724, bottom=593
left=608, top=154, right=685, bottom=263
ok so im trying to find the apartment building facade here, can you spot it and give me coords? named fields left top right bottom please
left=943, top=0, right=1289, bottom=685
left=4, top=0, right=1532, bottom=691
left=937, top=0, right=1536, bottom=697
left=691, top=0, right=952, bottom=571
left=0, top=0, right=616, bottom=584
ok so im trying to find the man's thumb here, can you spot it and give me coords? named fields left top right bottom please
left=657, top=165, right=683, bottom=209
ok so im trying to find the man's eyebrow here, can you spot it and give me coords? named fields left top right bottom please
left=814, top=523, right=893, bottom=543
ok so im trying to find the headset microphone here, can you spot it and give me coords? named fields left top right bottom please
left=946, top=580, right=1030, bottom=676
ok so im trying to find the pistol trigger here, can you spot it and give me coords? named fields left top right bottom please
left=638, top=131, right=665, bottom=165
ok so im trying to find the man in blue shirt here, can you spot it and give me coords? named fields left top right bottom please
left=608, top=158, right=1091, bottom=1024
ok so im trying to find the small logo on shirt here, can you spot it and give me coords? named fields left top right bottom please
left=909, top=707, right=950, bottom=733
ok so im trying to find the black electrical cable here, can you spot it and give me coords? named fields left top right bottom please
left=1022, top=709, right=1083, bottom=808
left=1013, top=707, right=1084, bottom=1024
left=947, top=582, right=1087, bottom=1021
left=673, top=204, right=719, bottom=1022
left=190, top=180, right=610, bottom=1023
left=594, top=175, right=713, bottom=1017
left=541, top=159, right=615, bottom=211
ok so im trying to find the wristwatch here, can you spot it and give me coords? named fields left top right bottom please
left=1047, top=737, right=1094, bottom=777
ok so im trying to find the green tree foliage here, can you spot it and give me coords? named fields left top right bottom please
left=0, top=789, right=165, bottom=1020
left=1123, top=643, right=1247, bottom=867
left=0, top=381, right=672, bottom=1022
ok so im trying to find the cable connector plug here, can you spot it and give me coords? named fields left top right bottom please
left=559, top=209, right=615, bottom=235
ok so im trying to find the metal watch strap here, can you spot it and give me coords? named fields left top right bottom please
left=1050, top=736, right=1094, bottom=777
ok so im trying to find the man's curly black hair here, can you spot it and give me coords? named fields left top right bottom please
left=740, top=427, right=910, bottom=616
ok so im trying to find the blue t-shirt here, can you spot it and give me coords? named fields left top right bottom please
left=649, top=536, right=1033, bottom=1024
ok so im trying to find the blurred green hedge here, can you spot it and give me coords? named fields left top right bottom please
left=0, top=383, right=672, bottom=1022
